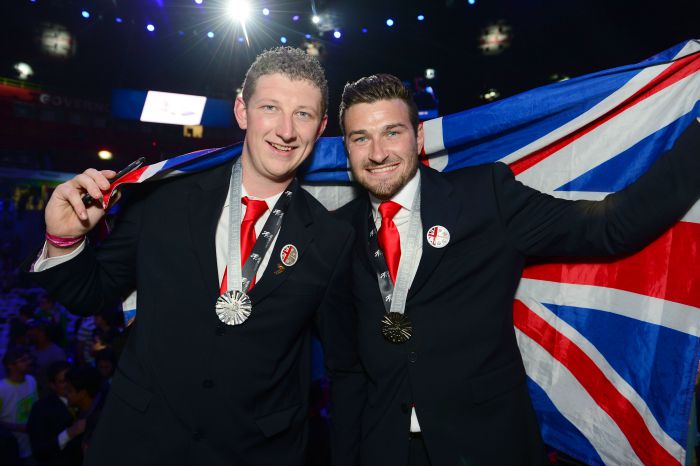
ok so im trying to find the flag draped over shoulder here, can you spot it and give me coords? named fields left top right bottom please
left=116, top=39, right=700, bottom=465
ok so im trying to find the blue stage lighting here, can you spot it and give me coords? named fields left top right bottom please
left=262, top=8, right=270, bottom=15
left=280, top=36, right=287, bottom=44
left=238, top=36, right=245, bottom=43
left=146, top=23, right=155, bottom=32
left=417, top=14, right=425, bottom=21
left=386, top=18, right=394, bottom=27
left=468, top=0, right=475, bottom=4
left=292, top=15, right=300, bottom=21
left=115, top=17, right=123, bottom=23
left=81, top=10, right=90, bottom=19
left=305, top=33, right=312, bottom=39
left=333, top=30, right=341, bottom=39
left=361, top=27, right=368, bottom=33
left=207, top=31, right=215, bottom=38
left=194, top=0, right=203, bottom=4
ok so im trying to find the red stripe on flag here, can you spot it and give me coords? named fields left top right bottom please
left=513, top=300, right=681, bottom=466
left=523, top=221, right=700, bottom=309
left=100, top=165, right=149, bottom=206
left=509, top=50, right=700, bottom=176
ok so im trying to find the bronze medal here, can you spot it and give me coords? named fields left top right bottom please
left=381, top=312, right=413, bottom=344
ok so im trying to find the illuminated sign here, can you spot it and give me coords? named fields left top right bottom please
left=140, top=91, right=207, bottom=126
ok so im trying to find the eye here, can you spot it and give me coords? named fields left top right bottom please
left=296, top=110, right=312, bottom=119
left=387, top=130, right=399, bottom=138
left=352, top=136, right=367, bottom=144
left=262, top=105, right=276, bottom=112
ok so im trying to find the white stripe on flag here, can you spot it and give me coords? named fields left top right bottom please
left=515, top=325, right=643, bottom=466
left=517, top=278, right=700, bottom=337
left=518, top=297, right=685, bottom=463
left=499, top=44, right=697, bottom=166
left=139, top=160, right=168, bottom=181
left=422, top=117, right=449, bottom=172
left=515, top=71, right=700, bottom=192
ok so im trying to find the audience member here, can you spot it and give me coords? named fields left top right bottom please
left=35, top=295, right=68, bottom=348
left=65, top=366, right=101, bottom=456
left=27, top=320, right=67, bottom=396
left=27, top=361, right=83, bottom=465
left=0, top=347, right=39, bottom=464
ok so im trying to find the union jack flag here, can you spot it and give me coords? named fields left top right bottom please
left=113, top=39, right=700, bottom=465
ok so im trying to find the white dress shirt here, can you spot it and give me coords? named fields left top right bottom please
left=34, top=185, right=284, bottom=287
left=369, top=170, right=423, bottom=432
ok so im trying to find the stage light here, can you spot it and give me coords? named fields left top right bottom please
left=81, top=10, right=90, bottom=19
left=417, top=14, right=425, bottom=21
left=194, top=0, right=203, bottom=4
left=115, top=17, right=123, bottom=23
left=480, top=22, right=511, bottom=55
left=481, top=88, right=500, bottom=101
left=386, top=18, right=394, bottom=27
left=98, top=150, right=113, bottom=161
left=280, top=36, right=287, bottom=44
left=146, top=23, right=155, bottom=32
left=207, top=31, right=215, bottom=38
left=425, top=68, right=436, bottom=79
left=333, top=30, right=341, bottom=39
left=226, top=0, right=251, bottom=23
left=14, top=62, right=33, bottom=80
left=292, top=15, right=300, bottom=21
left=361, top=27, right=368, bottom=33
left=468, top=0, right=475, bottom=4
left=305, top=33, right=312, bottom=39
left=312, top=15, right=320, bottom=24
left=237, top=36, right=244, bottom=43
left=262, top=8, right=270, bottom=15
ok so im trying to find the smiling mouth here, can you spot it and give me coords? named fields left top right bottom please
left=268, top=141, right=295, bottom=153
left=366, top=163, right=399, bottom=174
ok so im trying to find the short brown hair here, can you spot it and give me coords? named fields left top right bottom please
left=241, top=46, right=328, bottom=116
left=339, top=74, right=419, bottom=135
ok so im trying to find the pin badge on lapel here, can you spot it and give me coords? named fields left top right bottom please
left=426, top=225, right=450, bottom=248
left=280, top=244, right=299, bottom=266
left=273, top=264, right=286, bottom=275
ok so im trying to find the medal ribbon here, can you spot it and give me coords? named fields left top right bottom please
left=367, top=183, right=422, bottom=315
left=226, top=159, right=297, bottom=295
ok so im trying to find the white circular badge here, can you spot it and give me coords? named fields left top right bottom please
left=426, top=225, right=450, bottom=248
left=280, top=244, right=299, bottom=266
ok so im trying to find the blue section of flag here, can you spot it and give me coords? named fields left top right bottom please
left=543, top=302, right=699, bottom=445
left=527, top=378, right=604, bottom=466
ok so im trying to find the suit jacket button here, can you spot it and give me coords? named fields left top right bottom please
left=192, top=430, right=204, bottom=441
left=202, top=379, right=214, bottom=389
left=408, top=352, right=418, bottom=363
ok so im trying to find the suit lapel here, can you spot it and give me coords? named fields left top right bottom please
left=408, top=165, right=461, bottom=299
left=249, top=183, right=314, bottom=304
left=187, top=161, right=233, bottom=301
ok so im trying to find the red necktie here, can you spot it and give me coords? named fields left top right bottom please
left=220, top=196, right=268, bottom=294
left=377, top=201, right=402, bottom=284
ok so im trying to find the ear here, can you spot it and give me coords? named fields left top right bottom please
left=315, top=114, right=328, bottom=140
left=416, top=121, right=425, bottom=154
left=234, top=96, right=248, bottom=130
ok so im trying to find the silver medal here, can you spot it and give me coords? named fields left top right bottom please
left=215, top=290, right=252, bottom=325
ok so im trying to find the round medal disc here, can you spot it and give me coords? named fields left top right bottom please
left=215, top=290, right=252, bottom=326
left=381, top=312, right=413, bottom=344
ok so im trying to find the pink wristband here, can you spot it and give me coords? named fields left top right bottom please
left=45, top=232, right=85, bottom=248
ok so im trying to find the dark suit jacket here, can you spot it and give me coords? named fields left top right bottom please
left=27, top=393, right=82, bottom=466
left=335, top=122, right=700, bottom=465
left=25, top=160, right=357, bottom=466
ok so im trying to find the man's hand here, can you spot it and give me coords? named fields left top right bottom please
left=67, top=419, right=86, bottom=439
left=44, top=169, right=116, bottom=257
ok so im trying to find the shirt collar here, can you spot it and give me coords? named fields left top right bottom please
left=224, top=184, right=284, bottom=209
left=370, top=169, right=421, bottom=215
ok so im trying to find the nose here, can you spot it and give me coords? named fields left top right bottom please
left=368, top=139, right=389, bottom=164
left=276, top=114, right=296, bottom=142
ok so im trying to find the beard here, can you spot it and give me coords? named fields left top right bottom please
left=351, top=154, right=419, bottom=201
